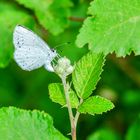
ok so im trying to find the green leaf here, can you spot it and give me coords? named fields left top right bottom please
left=15, top=0, right=72, bottom=35
left=48, top=83, right=79, bottom=108
left=0, top=1, right=35, bottom=68
left=78, top=96, right=114, bottom=115
left=76, top=0, right=140, bottom=57
left=0, top=107, right=68, bottom=140
left=126, top=114, right=140, bottom=140
left=87, top=128, right=121, bottom=140
left=72, top=52, right=105, bottom=99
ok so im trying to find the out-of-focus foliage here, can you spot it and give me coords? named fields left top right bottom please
left=126, top=114, right=140, bottom=140
left=0, top=0, right=140, bottom=139
left=15, top=0, right=72, bottom=35
left=0, top=1, right=35, bottom=67
left=76, top=0, right=140, bottom=57
left=87, top=127, right=121, bottom=140
left=122, top=90, right=140, bottom=107
left=0, top=107, right=68, bottom=140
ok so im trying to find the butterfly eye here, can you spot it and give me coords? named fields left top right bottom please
left=51, top=49, right=56, bottom=53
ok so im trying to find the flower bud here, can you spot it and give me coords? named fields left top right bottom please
left=54, top=66, right=64, bottom=75
left=66, top=66, right=74, bottom=75
left=54, top=57, right=74, bottom=77
left=58, top=57, right=71, bottom=69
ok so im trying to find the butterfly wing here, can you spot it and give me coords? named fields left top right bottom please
left=13, top=25, right=51, bottom=52
left=13, top=25, right=57, bottom=71
left=14, top=46, right=47, bottom=71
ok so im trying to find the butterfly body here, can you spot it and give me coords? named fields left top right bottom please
left=13, top=25, right=58, bottom=72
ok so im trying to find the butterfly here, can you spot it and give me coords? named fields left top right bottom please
left=13, top=25, right=60, bottom=72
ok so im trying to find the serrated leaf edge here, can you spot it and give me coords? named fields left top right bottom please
left=0, top=106, right=53, bottom=123
left=76, top=0, right=140, bottom=57
left=48, top=83, right=79, bottom=108
left=78, top=95, right=115, bottom=115
left=73, top=52, right=106, bottom=99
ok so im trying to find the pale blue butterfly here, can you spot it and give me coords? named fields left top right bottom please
left=13, top=25, right=60, bottom=72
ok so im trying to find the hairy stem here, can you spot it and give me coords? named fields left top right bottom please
left=74, top=99, right=83, bottom=127
left=61, top=76, right=76, bottom=140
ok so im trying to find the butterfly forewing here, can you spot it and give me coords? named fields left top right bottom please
left=13, top=25, right=51, bottom=52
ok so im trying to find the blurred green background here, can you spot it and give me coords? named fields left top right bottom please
left=0, top=0, right=140, bottom=140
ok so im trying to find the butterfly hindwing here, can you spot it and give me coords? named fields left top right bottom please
left=14, top=46, right=46, bottom=71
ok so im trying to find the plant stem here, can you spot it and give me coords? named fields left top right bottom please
left=61, top=75, right=77, bottom=140
left=74, top=99, right=83, bottom=127
left=69, top=16, right=85, bottom=22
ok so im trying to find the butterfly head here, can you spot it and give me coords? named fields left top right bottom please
left=51, top=48, right=58, bottom=58
left=51, top=48, right=55, bottom=53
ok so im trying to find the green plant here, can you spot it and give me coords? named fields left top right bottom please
left=48, top=54, right=114, bottom=140
left=0, top=0, right=140, bottom=140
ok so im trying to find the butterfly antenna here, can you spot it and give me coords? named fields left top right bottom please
left=53, top=42, right=71, bottom=62
left=54, top=42, right=71, bottom=49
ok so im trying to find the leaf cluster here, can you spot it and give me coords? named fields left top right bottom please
left=49, top=52, right=114, bottom=115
